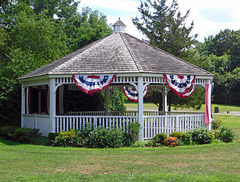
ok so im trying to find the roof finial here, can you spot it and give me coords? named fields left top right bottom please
left=113, top=17, right=126, bottom=33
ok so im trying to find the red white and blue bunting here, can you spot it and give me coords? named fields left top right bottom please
left=73, top=74, right=116, bottom=95
left=123, top=86, right=149, bottom=102
left=180, top=85, right=196, bottom=98
left=205, top=83, right=214, bottom=124
left=164, top=74, right=196, bottom=98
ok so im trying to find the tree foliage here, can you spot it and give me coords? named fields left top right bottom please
left=189, top=29, right=240, bottom=105
left=134, top=0, right=200, bottom=110
left=132, top=0, right=197, bottom=58
left=0, top=1, right=112, bottom=126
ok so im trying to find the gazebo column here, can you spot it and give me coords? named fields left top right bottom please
left=49, top=78, right=56, bottom=133
left=105, top=87, right=109, bottom=115
left=138, top=76, right=144, bottom=140
left=21, top=84, right=26, bottom=128
left=162, top=84, right=168, bottom=114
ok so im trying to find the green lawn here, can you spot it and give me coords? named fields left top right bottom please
left=213, top=115, right=240, bottom=140
left=125, top=101, right=240, bottom=113
left=0, top=139, right=240, bottom=181
left=0, top=103, right=239, bottom=181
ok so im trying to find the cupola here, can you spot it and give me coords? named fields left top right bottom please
left=113, top=18, right=126, bottom=33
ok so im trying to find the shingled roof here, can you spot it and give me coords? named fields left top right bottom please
left=19, top=33, right=213, bottom=80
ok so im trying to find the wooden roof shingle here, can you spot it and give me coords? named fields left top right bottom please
left=19, top=33, right=213, bottom=80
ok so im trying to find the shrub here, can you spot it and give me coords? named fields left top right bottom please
left=163, top=137, right=177, bottom=147
left=212, top=130, right=220, bottom=139
left=128, top=123, right=141, bottom=143
left=48, top=132, right=59, bottom=144
left=211, top=120, right=222, bottom=130
left=132, top=140, right=154, bottom=147
left=34, top=137, right=49, bottom=145
left=0, top=125, right=18, bottom=139
left=88, top=127, right=124, bottom=148
left=52, top=130, right=80, bottom=147
left=183, top=131, right=192, bottom=145
left=176, top=138, right=184, bottom=146
left=153, top=133, right=167, bottom=145
left=76, top=124, right=94, bottom=147
left=192, top=127, right=213, bottom=144
left=122, top=132, right=132, bottom=147
left=169, top=132, right=186, bottom=140
left=219, top=126, right=235, bottom=143
left=12, top=128, right=40, bottom=143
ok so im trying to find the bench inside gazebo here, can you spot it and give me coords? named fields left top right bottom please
left=18, top=19, right=213, bottom=140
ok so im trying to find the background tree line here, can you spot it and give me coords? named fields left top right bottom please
left=133, top=0, right=240, bottom=110
left=0, top=0, right=112, bottom=126
left=1, top=0, right=239, bottom=127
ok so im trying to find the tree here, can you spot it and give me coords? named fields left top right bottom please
left=0, top=1, right=112, bottom=126
left=192, top=29, right=240, bottom=105
left=132, top=0, right=197, bottom=58
left=63, top=7, right=113, bottom=51
left=133, top=0, right=200, bottom=110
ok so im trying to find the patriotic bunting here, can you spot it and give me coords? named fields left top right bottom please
left=205, top=83, right=214, bottom=124
left=164, top=74, right=196, bottom=98
left=180, top=85, right=196, bottom=98
left=123, top=86, right=149, bottom=102
left=73, top=74, right=116, bottom=95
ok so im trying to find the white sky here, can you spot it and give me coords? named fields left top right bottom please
left=79, top=0, right=240, bottom=42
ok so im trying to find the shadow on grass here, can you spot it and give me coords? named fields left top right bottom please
left=0, top=137, right=22, bottom=146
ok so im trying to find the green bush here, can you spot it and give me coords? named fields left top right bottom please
left=34, top=137, right=49, bottom=145
left=52, top=130, right=81, bottom=147
left=211, top=120, right=222, bottom=130
left=128, top=123, right=141, bottom=143
left=169, top=132, right=186, bottom=140
left=89, top=127, right=124, bottom=148
left=0, top=125, right=18, bottom=139
left=183, top=131, right=192, bottom=145
left=192, top=127, right=213, bottom=144
left=219, top=126, right=235, bottom=143
left=52, top=126, right=129, bottom=148
left=48, top=132, right=59, bottom=143
left=12, top=128, right=40, bottom=143
left=153, top=133, right=167, bottom=145
left=76, top=124, right=94, bottom=147
left=122, top=132, right=132, bottom=147
left=132, top=140, right=154, bottom=147
left=212, top=130, right=220, bottom=139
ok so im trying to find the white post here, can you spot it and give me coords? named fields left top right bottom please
left=105, top=87, right=109, bottom=116
left=49, top=79, right=56, bottom=133
left=138, top=76, right=144, bottom=140
left=21, top=84, right=25, bottom=128
left=162, top=84, right=168, bottom=114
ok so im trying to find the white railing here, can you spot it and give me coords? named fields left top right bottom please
left=55, top=113, right=206, bottom=140
left=55, top=115, right=138, bottom=133
left=143, top=114, right=205, bottom=140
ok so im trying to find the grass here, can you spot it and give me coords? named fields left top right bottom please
left=213, top=115, right=240, bottom=140
left=125, top=101, right=240, bottom=113
left=0, top=139, right=240, bottom=181
left=0, top=103, right=239, bottom=181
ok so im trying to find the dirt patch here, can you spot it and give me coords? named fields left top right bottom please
left=135, top=161, right=152, bottom=165
left=53, top=168, right=66, bottom=173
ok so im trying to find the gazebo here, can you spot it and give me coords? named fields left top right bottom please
left=18, top=19, right=213, bottom=140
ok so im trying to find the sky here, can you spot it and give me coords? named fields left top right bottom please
left=79, top=0, right=240, bottom=42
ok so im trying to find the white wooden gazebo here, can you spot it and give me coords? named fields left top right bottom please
left=18, top=19, right=213, bottom=140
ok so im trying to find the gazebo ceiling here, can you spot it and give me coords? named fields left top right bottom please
left=19, top=33, right=213, bottom=80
